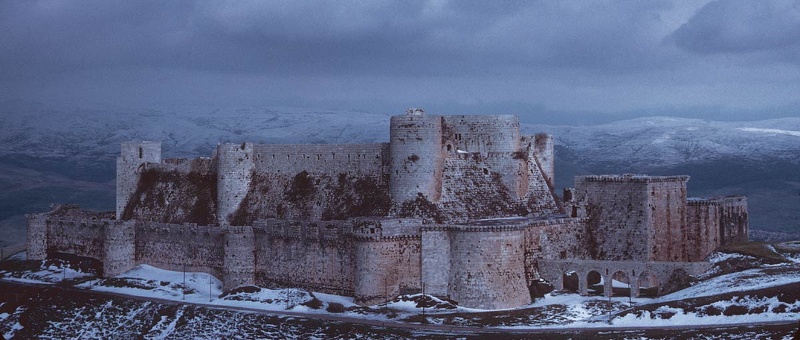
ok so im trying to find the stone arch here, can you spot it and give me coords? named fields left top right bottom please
left=562, top=270, right=579, bottom=293
left=637, top=271, right=659, bottom=298
left=610, top=270, right=630, bottom=297
left=663, top=268, right=691, bottom=295
left=586, top=270, right=603, bottom=296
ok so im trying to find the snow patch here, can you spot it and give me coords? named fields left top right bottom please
left=737, top=127, right=800, bottom=137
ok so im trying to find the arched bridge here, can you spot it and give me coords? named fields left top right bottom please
left=538, top=259, right=711, bottom=298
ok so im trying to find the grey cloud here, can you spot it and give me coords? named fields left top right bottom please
left=670, top=0, right=800, bottom=54
left=1, top=0, right=797, bottom=121
left=1, top=0, right=684, bottom=79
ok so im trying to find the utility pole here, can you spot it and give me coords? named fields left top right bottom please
left=209, top=274, right=212, bottom=302
left=183, top=223, right=186, bottom=300
left=422, top=282, right=426, bottom=318
left=608, top=290, right=612, bottom=325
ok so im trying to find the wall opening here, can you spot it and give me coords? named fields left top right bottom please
left=638, top=272, right=659, bottom=298
left=586, top=270, right=603, bottom=296
left=611, top=271, right=630, bottom=297
left=138, top=147, right=143, bottom=159
left=562, top=271, right=578, bottom=293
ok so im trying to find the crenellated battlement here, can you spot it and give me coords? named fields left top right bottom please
left=578, top=174, right=690, bottom=183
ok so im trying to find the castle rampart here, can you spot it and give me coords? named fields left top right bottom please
left=27, top=111, right=749, bottom=310
left=252, top=143, right=389, bottom=175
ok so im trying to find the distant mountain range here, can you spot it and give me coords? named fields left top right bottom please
left=1, top=102, right=798, bottom=246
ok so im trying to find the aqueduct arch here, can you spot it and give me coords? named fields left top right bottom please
left=538, top=260, right=711, bottom=298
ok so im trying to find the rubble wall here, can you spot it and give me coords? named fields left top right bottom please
left=686, top=200, right=721, bottom=261
left=134, top=223, right=226, bottom=278
left=720, top=196, right=748, bottom=244
left=647, top=179, right=689, bottom=262
left=253, top=220, right=356, bottom=296
left=574, top=176, right=652, bottom=261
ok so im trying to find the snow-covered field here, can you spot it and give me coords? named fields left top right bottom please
left=1, top=249, right=800, bottom=338
left=4, top=256, right=799, bottom=329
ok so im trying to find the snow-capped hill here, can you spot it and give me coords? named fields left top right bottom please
left=524, top=116, right=800, bottom=168
left=0, top=104, right=390, bottom=160
left=2, top=101, right=797, bottom=166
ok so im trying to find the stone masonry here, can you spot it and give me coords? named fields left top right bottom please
left=27, top=109, right=749, bottom=310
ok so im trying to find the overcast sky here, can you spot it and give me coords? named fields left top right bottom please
left=1, top=0, right=799, bottom=124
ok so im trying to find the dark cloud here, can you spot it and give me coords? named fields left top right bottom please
left=670, top=0, right=800, bottom=55
left=0, top=1, right=797, bottom=121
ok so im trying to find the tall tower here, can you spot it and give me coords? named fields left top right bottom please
left=533, top=133, right=554, bottom=189
left=116, top=141, right=161, bottom=219
left=216, top=143, right=255, bottom=225
left=389, top=109, right=444, bottom=203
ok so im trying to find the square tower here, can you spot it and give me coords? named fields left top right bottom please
left=572, top=175, right=689, bottom=262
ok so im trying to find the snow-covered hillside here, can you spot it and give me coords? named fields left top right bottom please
left=0, top=103, right=390, bottom=160
left=524, top=116, right=800, bottom=168
left=2, top=102, right=798, bottom=165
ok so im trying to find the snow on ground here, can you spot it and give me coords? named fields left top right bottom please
left=0, top=306, right=25, bottom=339
left=656, top=265, right=800, bottom=302
left=74, top=264, right=373, bottom=319
left=737, top=127, right=800, bottom=137
left=4, top=260, right=800, bottom=330
left=611, top=296, right=800, bottom=328
left=1, top=260, right=92, bottom=285
left=707, top=252, right=756, bottom=264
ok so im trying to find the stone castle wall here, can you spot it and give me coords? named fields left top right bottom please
left=389, top=114, right=444, bottom=203
left=117, top=141, right=161, bottom=219
left=27, top=112, right=751, bottom=311
left=441, top=115, right=523, bottom=198
left=446, top=226, right=529, bottom=309
left=719, top=196, right=748, bottom=244
left=253, top=220, right=355, bottom=296
left=216, top=143, right=255, bottom=225
left=135, top=223, right=226, bottom=278
left=419, top=217, right=587, bottom=309
left=573, top=175, right=654, bottom=261
left=647, top=178, right=689, bottom=262
left=252, top=143, right=389, bottom=175
left=687, top=199, right=722, bottom=262
left=119, top=113, right=559, bottom=225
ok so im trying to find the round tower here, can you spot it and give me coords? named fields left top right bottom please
left=216, top=143, right=255, bottom=225
left=353, top=236, right=397, bottom=305
left=116, top=141, right=161, bottom=219
left=389, top=110, right=444, bottom=204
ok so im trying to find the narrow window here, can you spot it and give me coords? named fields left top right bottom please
left=138, top=147, right=143, bottom=159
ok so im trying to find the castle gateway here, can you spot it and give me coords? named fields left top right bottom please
left=27, top=109, right=747, bottom=309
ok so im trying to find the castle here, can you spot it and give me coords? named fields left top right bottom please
left=27, top=109, right=748, bottom=309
